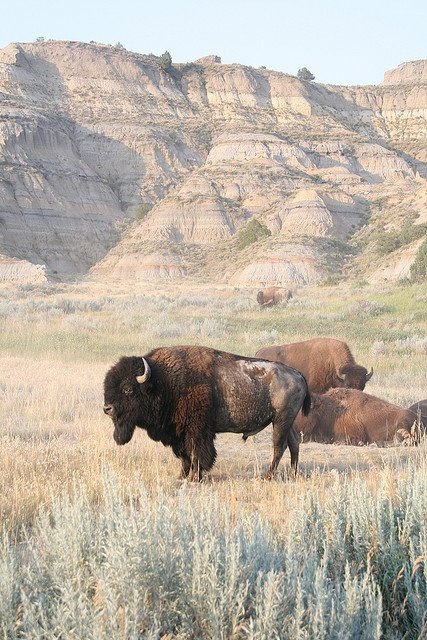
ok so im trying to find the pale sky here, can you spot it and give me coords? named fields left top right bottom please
left=1, top=0, right=426, bottom=86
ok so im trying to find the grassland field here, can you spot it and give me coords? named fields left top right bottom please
left=0, top=280, right=426, bottom=639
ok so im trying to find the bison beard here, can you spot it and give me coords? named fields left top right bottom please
left=103, top=346, right=310, bottom=481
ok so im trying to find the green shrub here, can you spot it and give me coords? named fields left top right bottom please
left=375, top=223, right=427, bottom=256
left=321, top=275, right=342, bottom=286
left=135, top=203, right=152, bottom=220
left=410, top=237, right=427, bottom=281
left=236, top=219, right=271, bottom=250
left=159, top=50, right=172, bottom=70
left=351, top=278, right=369, bottom=288
left=297, top=67, right=315, bottom=81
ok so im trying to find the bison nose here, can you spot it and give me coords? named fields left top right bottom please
left=103, top=404, right=113, bottom=416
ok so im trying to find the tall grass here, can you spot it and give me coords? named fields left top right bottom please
left=1, top=458, right=426, bottom=639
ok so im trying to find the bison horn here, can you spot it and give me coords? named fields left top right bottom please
left=365, top=367, right=373, bottom=381
left=136, top=358, right=151, bottom=384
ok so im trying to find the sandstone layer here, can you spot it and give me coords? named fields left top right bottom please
left=383, top=60, right=427, bottom=86
left=0, top=41, right=425, bottom=284
left=0, top=254, right=47, bottom=282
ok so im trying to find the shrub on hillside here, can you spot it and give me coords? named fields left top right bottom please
left=236, top=219, right=271, bottom=250
left=135, top=203, right=152, bottom=221
left=375, top=223, right=427, bottom=256
left=410, top=237, right=427, bottom=281
left=159, top=50, right=172, bottom=71
left=297, top=67, right=315, bottom=81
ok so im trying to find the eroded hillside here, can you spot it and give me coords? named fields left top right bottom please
left=0, top=41, right=425, bottom=284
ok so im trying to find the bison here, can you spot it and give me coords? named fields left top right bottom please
left=103, top=345, right=311, bottom=481
left=257, top=287, right=293, bottom=307
left=294, top=388, right=417, bottom=445
left=408, top=399, right=427, bottom=431
left=408, top=399, right=427, bottom=425
left=255, top=337, right=373, bottom=393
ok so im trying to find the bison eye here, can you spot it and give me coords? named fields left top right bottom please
left=123, top=386, right=133, bottom=395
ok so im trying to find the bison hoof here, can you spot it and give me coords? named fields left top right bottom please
left=262, top=471, right=274, bottom=481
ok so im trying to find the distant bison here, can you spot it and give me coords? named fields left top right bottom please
left=103, top=345, right=311, bottom=481
left=255, top=337, right=373, bottom=393
left=257, top=287, right=293, bottom=307
left=294, top=388, right=418, bottom=445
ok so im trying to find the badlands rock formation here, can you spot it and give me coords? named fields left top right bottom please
left=367, top=237, right=425, bottom=284
left=0, top=41, right=425, bottom=284
left=383, top=59, right=427, bottom=86
left=0, top=254, right=47, bottom=282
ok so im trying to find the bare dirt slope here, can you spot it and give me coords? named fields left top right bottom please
left=0, top=41, right=426, bottom=283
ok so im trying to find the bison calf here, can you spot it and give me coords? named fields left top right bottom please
left=256, top=337, right=373, bottom=393
left=103, top=345, right=310, bottom=481
left=294, top=388, right=417, bottom=445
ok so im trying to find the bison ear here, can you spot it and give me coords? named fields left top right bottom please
left=136, top=357, right=151, bottom=384
left=337, top=365, right=348, bottom=380
left=365, top=367, right=373, bottom=382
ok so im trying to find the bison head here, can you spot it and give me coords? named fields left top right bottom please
left=103, top=356, right=151, bottom=445
left=337, top=364, right=373, bottom=390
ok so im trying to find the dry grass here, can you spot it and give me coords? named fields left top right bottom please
left=2, top=351, right=418, bottom=537
left=1, top=280, right=425, bottom=535
left=0, top=280, right=426, bottom=638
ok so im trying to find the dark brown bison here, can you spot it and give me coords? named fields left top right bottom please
left=257, top=287, right=293, bottom=307
left=103, top=345, right=311, bottom=481
left=294, top=388, right=417, bottom=445
left=408, top=399, right=427, bottom=431
left=408, top=399, right=427, bottom=420
left=255, top=337, right=373, bottom=393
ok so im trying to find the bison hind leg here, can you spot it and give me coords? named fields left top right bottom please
left=288, top=426, right=300, bottom=477
left=265, top=412, right=299, bottom=480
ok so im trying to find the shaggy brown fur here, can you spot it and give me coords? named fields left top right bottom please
left=103, top=345, right=311, bottom=480
left=256, top=337, right=373, bottom=393
left=408, top=399, right=427, bottom=439
left=294, top=388, right=416, bottom=445
left=257, top=287, right=293, bottom=307
left=408, top=399, right=427, bottom=431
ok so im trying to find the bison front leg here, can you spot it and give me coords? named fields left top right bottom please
left=185, top=432, right=217, bottom=482
left=264, top=413, right=298, bottom=479
left=171, top=440, right=192, bottom=479
left=179, top=455, right=192, bottom=479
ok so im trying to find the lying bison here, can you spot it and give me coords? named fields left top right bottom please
left=408, top=399, right=427, bottom=425
left=294, top=388, right=417, bottom=445
left=256, top=337, right=373, bottom=393
left=257, top=287, right=293, bottom=307
left=103, top=345, right=311, bottom=481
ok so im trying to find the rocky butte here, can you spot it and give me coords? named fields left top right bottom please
left=0, top=40, right=426, bottom=285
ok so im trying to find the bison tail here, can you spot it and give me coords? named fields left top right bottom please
left=302, top=389, right=311, bottom=416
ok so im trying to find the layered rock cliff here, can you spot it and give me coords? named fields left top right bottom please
left=0, top=40, right=425, bottom=284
